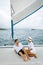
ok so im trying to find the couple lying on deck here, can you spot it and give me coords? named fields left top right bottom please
left=13, top=37, right=37, bottom=61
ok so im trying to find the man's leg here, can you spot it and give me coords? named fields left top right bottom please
left=19, top=52, right=28, bottom=61
left=22, top=47, right=30, bottom=60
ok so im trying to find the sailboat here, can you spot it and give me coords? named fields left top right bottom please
left=0, top=0, right=43, bottom=65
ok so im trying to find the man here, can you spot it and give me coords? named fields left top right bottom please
left=13, top=39, right=30, bottom=61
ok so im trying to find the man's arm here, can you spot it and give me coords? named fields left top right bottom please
left=14, top=50, right=17, bottom=53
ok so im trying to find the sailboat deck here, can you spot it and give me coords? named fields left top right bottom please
left=0, top=47, right=43, bottom=65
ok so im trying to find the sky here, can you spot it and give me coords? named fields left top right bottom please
left=0, top=0, right=43, bottom=29
left=0, top=0, right=11, bottom=29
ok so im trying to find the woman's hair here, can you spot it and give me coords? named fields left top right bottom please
left=14, top=39, right=18, bottom=43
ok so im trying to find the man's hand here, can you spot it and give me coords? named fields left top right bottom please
left=14, top=50, right=17, bottom=53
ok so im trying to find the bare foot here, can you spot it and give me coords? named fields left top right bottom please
left=34, top=55, right=38, bottom=58
left=27, top=56, right=30, bottom=60
left=23, top=55, right=28, bottom=61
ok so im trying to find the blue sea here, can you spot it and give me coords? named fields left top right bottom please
left=0, top=29, right=43, bottom=46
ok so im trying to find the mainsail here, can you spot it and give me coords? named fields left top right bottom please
left=10, top=0, right=43, bottom=25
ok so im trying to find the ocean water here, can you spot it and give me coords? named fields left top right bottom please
left=0, top=29, right=43, bottom=46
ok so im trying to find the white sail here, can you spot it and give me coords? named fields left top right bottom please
left=10, top=0, right=43, bottom=25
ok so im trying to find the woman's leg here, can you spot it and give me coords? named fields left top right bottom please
left=26, top=50, right=37, bottom=58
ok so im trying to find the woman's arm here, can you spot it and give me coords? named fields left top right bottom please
left=28, top=47, right=32, bottom=51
